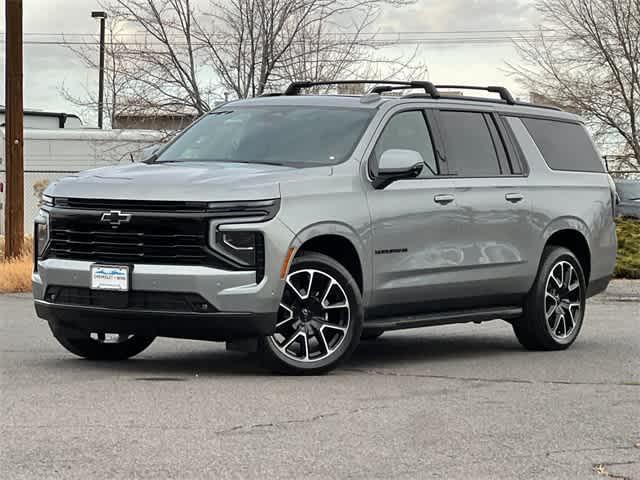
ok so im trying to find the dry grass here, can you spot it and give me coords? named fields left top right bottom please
left=0, top=236, right=33, bottom=293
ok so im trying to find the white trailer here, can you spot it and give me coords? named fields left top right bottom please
left=0, top=128, right=166, bottom=234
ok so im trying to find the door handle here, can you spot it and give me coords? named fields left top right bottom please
left=434, top=194, right=455, bottom=205
left=505, top=193, right=524, bottom=203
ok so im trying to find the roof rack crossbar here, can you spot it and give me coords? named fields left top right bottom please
left=284, top=80, right=441, bottom=98
left=433, top=85, right=516, bottom=105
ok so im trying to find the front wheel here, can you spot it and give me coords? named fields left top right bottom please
left=513, top=246, right=586, bottom=350
left=50, top=323, right=155, bottom=360
left=259, top=252, right=363, bottom=374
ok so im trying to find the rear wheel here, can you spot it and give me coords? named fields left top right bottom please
left=50, top=323, right=155, bottom=360
left=259, top=252, right=363, bottom=374
left=513, top=246, right=586, bottom=350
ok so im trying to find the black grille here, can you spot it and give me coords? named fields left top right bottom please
left=44, top=199, right=278, bottom=275
left=45, top=286, right=216, bottom=313
left=47, top=208, right=226, bottom=267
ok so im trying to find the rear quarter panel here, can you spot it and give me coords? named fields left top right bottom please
left=507, top=117, right=617, bottom=287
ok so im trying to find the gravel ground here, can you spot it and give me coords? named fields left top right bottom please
left=1, top=281, right=639, bottom=480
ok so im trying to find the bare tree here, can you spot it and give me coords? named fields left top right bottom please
left=110, top=0, right=213, bottom=115
left=192, top=0, right=420, bottom=97
left=509, top=0, right=640, bottom=165
left=273, top=5, right=428, bottom=89
left=66, top=0, right=427, bottom=125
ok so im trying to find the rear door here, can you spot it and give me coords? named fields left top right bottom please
left=434, top=109, right=536, bottom=306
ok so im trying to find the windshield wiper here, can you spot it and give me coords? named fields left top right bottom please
left=146, top=158, right=291, bottom=167
left=229, top=160, right=289, bottom=167
left=142, top=152, right=159, bottom=164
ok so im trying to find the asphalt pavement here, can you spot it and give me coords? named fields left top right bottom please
left=1, top=282, right=639, bottom=479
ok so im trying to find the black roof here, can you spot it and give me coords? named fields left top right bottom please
left=0, top=107, right=81, bottom=128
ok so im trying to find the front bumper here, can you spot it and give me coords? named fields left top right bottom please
left=32, top=216, right=296, bottom=340
left=36, top=300, right=276, bottom=341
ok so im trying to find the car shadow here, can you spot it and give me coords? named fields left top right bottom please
left=46, top=348, right=262, bottom=378
left=348, top=331, right=523, bottom=369
left=44, top=330, right=524, bottom=377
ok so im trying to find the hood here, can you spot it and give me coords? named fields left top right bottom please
left=48, top=161, right=331, bottom=202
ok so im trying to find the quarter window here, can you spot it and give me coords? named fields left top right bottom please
left=372, top=111, right=439, bottom=177
left=521, top=118, right=604, bottom=173
left=439, top=111, right=502, bottom=177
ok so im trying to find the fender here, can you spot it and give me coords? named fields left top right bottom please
left=285, top=221, right=374, bottom=304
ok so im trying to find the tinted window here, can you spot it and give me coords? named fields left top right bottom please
left=522, top=118, right=604, bottom=172
left=373, top=111, right=438, bottom=176
left=156, top=106, right=374, bottom=167
left=440, top=111, right=501, bottom=177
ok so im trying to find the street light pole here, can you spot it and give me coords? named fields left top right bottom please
left=91, top=11, right=107, bottom=129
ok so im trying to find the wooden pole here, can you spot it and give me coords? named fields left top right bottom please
left=4, top=0, right=24, bottom=259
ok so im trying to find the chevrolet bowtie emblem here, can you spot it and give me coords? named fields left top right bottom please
left=100, top=210, right=132, bottom=227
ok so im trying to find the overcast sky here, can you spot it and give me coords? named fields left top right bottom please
left=1, top=0, right=538, bottom=127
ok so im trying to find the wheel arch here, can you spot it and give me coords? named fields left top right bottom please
left=542, top=222, right=592, bottom=283
left=289, top=223, right=370, bottom=300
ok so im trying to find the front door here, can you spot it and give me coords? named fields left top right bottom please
left=365, top=108, right=465, bottom=318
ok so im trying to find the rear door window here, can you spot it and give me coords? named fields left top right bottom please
left=521, top=118, right=604, bottom=172
left=439, top=111, right=502, bottom=177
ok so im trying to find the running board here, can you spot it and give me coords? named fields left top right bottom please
left=364, top=306, right=523, bottom=332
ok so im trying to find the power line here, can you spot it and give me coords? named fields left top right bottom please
left=0, top=36, right=562, bottom=47
left=0, top=28, right=562, bottom=37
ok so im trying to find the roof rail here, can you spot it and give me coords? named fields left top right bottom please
left=433, top=85, right=516, bottom=105
left=280, top=80, right=563, bottom=112
left=284, top=80, right=441, bottom=98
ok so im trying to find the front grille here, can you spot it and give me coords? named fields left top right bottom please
left=47, top=208, right=227, bottom=267
left=45, top=286, right=216, bottom=313
left=44, top=198, right=277, bottom=276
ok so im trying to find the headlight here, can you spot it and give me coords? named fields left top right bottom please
left=213, top=230, right=260, bottom=266
left=35, top=210, right=50, bottom=258
left=41, top=194, right=54, bottom=207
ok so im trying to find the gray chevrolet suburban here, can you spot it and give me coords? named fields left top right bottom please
left=33, top=81, right=618, bottom=374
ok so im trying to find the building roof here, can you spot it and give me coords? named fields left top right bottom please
left=0, top=106, right=82, bottom=127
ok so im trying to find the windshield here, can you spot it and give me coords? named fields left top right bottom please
left=616, top=181, right=640, bottom=200
left=155, top=106, right=374, bottom=167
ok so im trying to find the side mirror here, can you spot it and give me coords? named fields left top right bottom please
left=372, top=149, right=424, bottom=189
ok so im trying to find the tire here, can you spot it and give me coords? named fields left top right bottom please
left=361, top=328, right=384, bottom=341
left=259, top=252, right=363, bottom=374
left=513, top=246, right=587, bottom=351
left=50, top=323, right=155, bottom=360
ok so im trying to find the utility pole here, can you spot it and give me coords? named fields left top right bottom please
left=4, top=0, right=24, bottom=259
left=92, top=11, right=107, bottom=129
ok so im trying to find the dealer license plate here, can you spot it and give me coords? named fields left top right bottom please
left=90, top=265, right=130, bottom=291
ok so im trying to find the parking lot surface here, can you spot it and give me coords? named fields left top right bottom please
left=1, top=282, right=639, bottom=479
